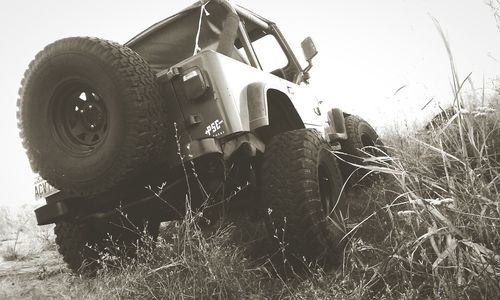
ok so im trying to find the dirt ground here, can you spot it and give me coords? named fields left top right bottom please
left=0, top=231, right=89, bottom=299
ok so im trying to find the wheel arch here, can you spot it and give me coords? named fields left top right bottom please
left=246, top=82, right=304, bottom=143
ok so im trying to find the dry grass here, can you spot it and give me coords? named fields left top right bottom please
left=344, top=107, right=499, bottom=298
left=2, top=100, right=498, bottom=298
left=54, top=92, right=498, bottom=299
left=69, top=216, right=356, bottom=299
left=3, top=94, right=499, bottom=299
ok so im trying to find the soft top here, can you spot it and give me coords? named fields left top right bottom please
left=126, top=1, right=270, bottom=72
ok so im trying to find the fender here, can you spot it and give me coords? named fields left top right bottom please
left=245, top=82, right=304, bottom=132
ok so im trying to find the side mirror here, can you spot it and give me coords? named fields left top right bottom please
left=300, top=37, right=318, bottom=83
left=301, top=37, right=318, bottom=62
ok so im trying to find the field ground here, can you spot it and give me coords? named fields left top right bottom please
left=0, top=228, right=71, bottom=299
left=1, top=100, right=499, bottom=299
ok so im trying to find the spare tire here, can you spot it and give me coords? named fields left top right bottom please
left=17, top=37, right=167, bottom=196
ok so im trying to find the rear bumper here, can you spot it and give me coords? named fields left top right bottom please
left=35, top=201, right=70, bottom=225
left=33, top=137, right=255, bottom=226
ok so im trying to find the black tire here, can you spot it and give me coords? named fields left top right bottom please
left=17, top=37, right=167, bottom=196
left=261, top=129, right=346, bottom=266
left=339, top=115, right=385, bottom=185
left=54, top=221, right=102, bottom=274
left=424, top=107, right=456, bottom=131
left=54, top=219, right=160, bottom=275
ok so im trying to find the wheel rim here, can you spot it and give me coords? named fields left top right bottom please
left=50, top=80, right=108, bottom=155
left=318, top=149, right=336, bottom=217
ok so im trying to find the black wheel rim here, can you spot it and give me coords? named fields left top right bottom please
left=318, top=149, right=336, bottom=217
left=50, top=80, right=108, bottom=155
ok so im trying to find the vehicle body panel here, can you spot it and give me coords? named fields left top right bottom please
left=170, top=50, right=321, bottom=140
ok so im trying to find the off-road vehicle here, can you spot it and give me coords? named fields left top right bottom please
left=18, top=0, right=384, bottom=273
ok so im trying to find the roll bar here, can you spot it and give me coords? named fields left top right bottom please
left=214, top=0, right=264, bottom=69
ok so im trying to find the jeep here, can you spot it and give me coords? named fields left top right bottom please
left=17, top=0, right=384, bottom=273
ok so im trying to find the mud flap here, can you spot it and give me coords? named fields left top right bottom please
left=325, top=108, right=348, bottom=143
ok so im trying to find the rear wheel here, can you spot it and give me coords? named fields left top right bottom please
left=17, top=37, right=167, bottom=196
left=54, top=218, right=160, bottom=275
left=261, top=129, right=346, bottom=267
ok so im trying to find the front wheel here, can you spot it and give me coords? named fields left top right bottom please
left=260, top=129, right=346, bottom=267
left=339, top=115, right=386, bottom=186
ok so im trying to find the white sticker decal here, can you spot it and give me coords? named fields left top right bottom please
left=205, top=119, right=224, bottom=136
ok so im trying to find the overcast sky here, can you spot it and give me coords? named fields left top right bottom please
left=1, top=0, right=499, bottom=207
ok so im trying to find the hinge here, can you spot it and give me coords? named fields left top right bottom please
left=186, top=114, right=202, bottom=127
left=156, top=67, right=182, bottom=82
